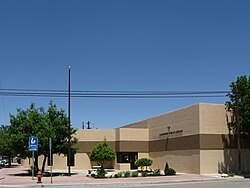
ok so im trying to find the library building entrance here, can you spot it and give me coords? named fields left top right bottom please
left=117, top=152, right=138, bottom=169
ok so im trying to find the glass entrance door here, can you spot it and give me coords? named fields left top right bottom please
left=117, top=152, right=138, bottom=169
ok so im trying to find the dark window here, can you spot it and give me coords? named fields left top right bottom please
left=117, top=152, right=138, bottom=169
left=117, top=152, right=130, bottom=163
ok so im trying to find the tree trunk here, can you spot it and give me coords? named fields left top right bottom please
left=8, top=155, right=11, bottom=167
left=42, top=155, right=47, bottom=173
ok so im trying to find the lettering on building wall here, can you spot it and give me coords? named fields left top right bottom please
left=159, top=130, right=183, bottom=137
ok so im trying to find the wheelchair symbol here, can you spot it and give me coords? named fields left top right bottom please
left=31, top=137, right=36, bottom=144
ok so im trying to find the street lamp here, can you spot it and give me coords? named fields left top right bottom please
left=68, top=65, right=71, bottom=176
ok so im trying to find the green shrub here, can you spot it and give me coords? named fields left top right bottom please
left=124, top=171, right=130, bottom=178
left=135, top=158, right=153, bottom=171
left=228, top=172, right=236, bottom=177
left=164, top=168, right=176, bottom=176
left=96, top=167, right=107, bottom=178
left=117, top=171, right=123, bottom=178
left=131, top=171, right=139, bottom=177
left=164, top=162, right=176, bottom=176
left=165, top=162, right=169, bottom=169
left=152, top=169, right=161, bottom=176
left=114, top=174, right=119, bottom=178
left=142, top=171, right=147, bottom=177
left=90, top=140, right=116, bottom=168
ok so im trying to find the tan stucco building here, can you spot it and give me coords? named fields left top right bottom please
left=22, top=103, right=250, bottom=174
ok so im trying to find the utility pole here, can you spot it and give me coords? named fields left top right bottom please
left=49, top=137, right=53, bottom=183
left=68, top=65, right=71, bottom=176
left=235, top=85, right=241, bottom=175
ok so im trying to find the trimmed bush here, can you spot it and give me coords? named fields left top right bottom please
left=135, top=158, right=153, bottom=171
left=90, top=140, right=115, bottom=168
left=164, top=168, right=176, bottom=176
left=164, top=162, right=176, bottom=176
left=124, top=171, right=130, bottom=178
left=117, top=171, right=123, bottom=178
left=165, top=162, right=169, bottom=169
left=152, top=169, right=161, bottom=176
left=142, top=171, right=148, bottom=177
left=131, top=171, right=139, bottom=177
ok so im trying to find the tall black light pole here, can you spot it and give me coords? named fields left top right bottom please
left=235, top=86, right=241, bottom=175
left=68, top=65, right=71, bottom=176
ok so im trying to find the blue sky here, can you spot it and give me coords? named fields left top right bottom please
left=0, top=0, right=249, bottom=129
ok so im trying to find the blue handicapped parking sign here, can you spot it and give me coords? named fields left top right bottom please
left=29, top=136, right=38, bottom=151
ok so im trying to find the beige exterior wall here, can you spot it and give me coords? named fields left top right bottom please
left=150, top=149, right=200, bottom=174
left=200, top=150, right=224, bottom=174
left=199, top=103, right=229, bottom=134
left=200, top=149, right=239, bottom=174
left=122, top=104, right=200, bottom=140
left=115, top=128, right=149, bottom=152
left=74, top=153, right=91, bottom=170
left=138, top=153, right=149, bottom=159
left=148, top=104, right=200, bottom=141
left=116, top=128, right=148, bottom=141
left=22, top=158, right=31, bottom=168
left=198, top=103, right=238, bottom=174
left=51, top=154, right=67, bottom=170
left=76, top=129, right=116, bottom=141
left=144, top=104, right=201, bottom=174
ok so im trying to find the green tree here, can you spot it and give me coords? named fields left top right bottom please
left=226, top=75, right=250, bottom=174
left=135, top=158, right=153, bottom=171
left=9, top=102, right=78, bottom=173
left=0, top=125, right=16, bottom=167
left=90, top=139, right=115, bottom=168
left=226, top=75, right=250, bottom=134
left=43, top=102, right=78, bottom=172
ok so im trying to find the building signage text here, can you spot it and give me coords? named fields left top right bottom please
left=159, top=130, right=183, bottom=137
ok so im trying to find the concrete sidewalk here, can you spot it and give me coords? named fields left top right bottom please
left=0, top=164, right=224, bottom=187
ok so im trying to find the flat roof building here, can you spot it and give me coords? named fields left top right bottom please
left=22, top=103, right=250, bottom=174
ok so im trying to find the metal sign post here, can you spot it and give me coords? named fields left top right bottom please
left=29, top=136, right=38, bottom=180
left=32, top=151, right=34, bottom=180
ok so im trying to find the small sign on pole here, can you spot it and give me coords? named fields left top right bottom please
left=29, top=136, right=38, bottom=151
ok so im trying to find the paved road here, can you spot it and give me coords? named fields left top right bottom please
left=1, top=179, right=250, bottom=188
left=53, top=179, right=250, bottom=188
